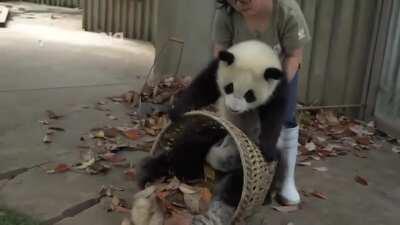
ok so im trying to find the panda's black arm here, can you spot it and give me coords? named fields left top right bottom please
left=169, top=59, right=221, bottom=121
left=258, top=92, right=289, bottom=162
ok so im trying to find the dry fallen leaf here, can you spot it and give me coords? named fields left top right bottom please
left=199, top=187, right=212, bottom=211
left=48, top=126, right=65, bottom=132
left=46, top=130, right=55, bottom=135
left=311, top=155, right=321, bottom=161
left=325, top=111, right=340, bottom=126
left=367, top=121, right=375, bottom=128
left=47, top=164, right=71, bottom=174
left=311, top=191, right=328, bottom=200
left=392, top=147, right=400, bottom=154
left=111, top=196, right=122, bottom=210
left=313, top=167, right=328, bottom=172
left=114, top=205, right=131, bottom=214
left=164, top=177, right=181, bottom=191
left=86, top=163, right=111, bottom=175
left=354, top=152, right=368, bottom=159
left=39, top=120, right=50, bottom=125
left=108, top=115, right=118, bottom=120
left=80, top=149, right=96, bottom=162
left=103, top=128, right=120, bottom=138
left=164, top=212, right=193, bottom=225
left=123, top=129, right=142, bottom=141
left=43, top=135, right=52, bottom=144
left=355, top=176, right=368, bottom=186
left=272, top=205, right=299, bottom=213
left=305, top=142, right=317, bottom=152
left=99, top=186, right=114, bottom=197
left=121, top=218, right=132, bottom=225
left=97, top=100, right=107, bottom=105
left=124, top=92, right=135, bottom=103
left=179, top=184, right=198, bottom=194
left=110, top=97, right=125, bottom=103
left=183, top=186, right=212, bottom=214
left=157, top=191, right=180, bottom=214
left=75, top=158, right=96, bottom=170
left=144, top=127, right=157, bottom=136
left=356, top=136, right=371, bottom=145
left=133, top=186, right=157, bottom=199
left=124, top=168, right=136, bottom=180
left=300, top=189, right=311, bottom=197
left=101, top=152, right=126, bottom=163
left=46, top=110, right=63, bottom=120
left=349, top=124, right=374, bottom=136
left=297, top=161, right=312, bottom=167
left=94, top=131, right=106, bottom=139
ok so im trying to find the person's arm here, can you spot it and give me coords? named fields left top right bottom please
left=212, top=9, right=233, bottom=57
left=283, top=48, right=303, bottom=81
left=279, top=1, right=311, bottom=81
left=213, top=43, right=226, bottom=58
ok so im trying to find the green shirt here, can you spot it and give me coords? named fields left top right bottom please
left=212, top=0, right=311, bottom=56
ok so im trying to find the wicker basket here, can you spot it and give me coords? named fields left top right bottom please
left=150, top=110, right=277, bottom=225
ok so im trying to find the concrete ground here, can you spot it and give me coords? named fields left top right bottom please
left=0, top=2, right=400, bottom=225
left=249, top=144, right=400, bottom=225
left=0, top=2, right=153, bottom=224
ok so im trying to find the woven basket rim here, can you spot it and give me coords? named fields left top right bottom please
left=150, top=110, right=276, bottom=224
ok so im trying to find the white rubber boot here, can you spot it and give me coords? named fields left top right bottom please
left=276, top=126, right=301, bottom=205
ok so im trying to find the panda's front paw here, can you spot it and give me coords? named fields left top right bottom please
left=135, top=157, right=154, bottom=189
left=135, top=155, right=170, bottom=189
left=168, top=105, right=185, bottom=122
left=261, top=145, right=280, bottom=162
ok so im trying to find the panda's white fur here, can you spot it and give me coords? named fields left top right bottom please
left=207, top=40, right=284, bottom=172
left=217, top=40, right=282, bottom=114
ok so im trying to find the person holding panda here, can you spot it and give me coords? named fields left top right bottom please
left=212, top=0, right=311, bottom=206
left=135, top=1, right=312, bottom=222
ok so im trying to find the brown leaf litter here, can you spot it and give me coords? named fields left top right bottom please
left=354, top=176, right=369, bottom=186
left=126, top=177, right=212, bottom=225
left=298, top=110, right=379, bottom=163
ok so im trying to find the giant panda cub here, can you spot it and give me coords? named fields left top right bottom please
left=170, top=40, right=289, bottom=164
left=136, top=40, right=289, bottom=223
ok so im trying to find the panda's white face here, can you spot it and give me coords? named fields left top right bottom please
left=216, top=40, right=283, bottom=114
left=219, top=67, right=280, bottom=114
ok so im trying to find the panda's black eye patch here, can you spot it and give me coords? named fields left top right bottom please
left=244, top=90, right=256, bottom=103
left=224, top=83, right=234, bottom=94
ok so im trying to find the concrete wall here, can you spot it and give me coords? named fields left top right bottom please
left=151, top=0, right=215, bottom=83
left=82, top=0, right=158, bottom=42
left=373, top=0, right=400, bottom=136
left=24, top=0, right=81, bottom=8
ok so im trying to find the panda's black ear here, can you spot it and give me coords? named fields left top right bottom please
left=218, top=50, right=235, bottom=66
left=264, top=68, right=284, bottom=80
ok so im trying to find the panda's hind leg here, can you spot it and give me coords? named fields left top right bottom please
left=191, top=170, right=243, bottom=225
left=136, top=152, right=172, bottom=189
left=214, top=169, right=243, bottom=207
left=206, top=135, right=241, bottom=173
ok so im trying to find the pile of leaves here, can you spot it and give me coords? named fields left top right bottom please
left=44, top=77, right=189, bottom=176
left=123, top=177, right=212, bottom=225
left=297, top=110, right=379, bottom=164
left=108, top=76, right=190, bottom=107
left=45, top=126, right=143, bottom=176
